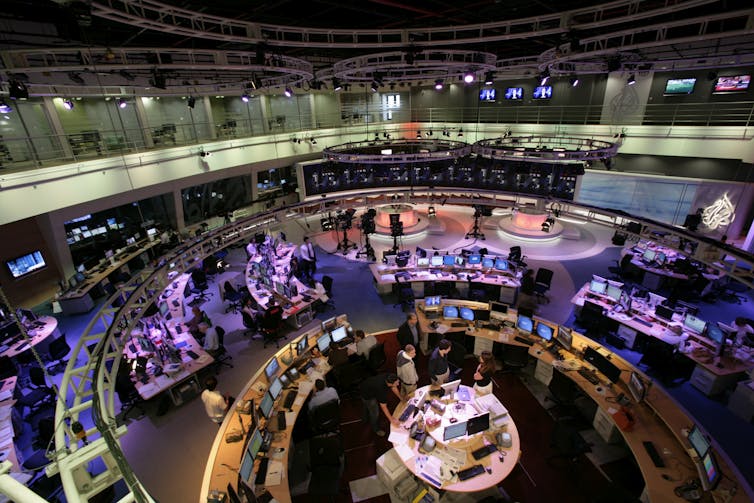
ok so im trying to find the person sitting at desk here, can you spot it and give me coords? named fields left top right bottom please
left=518, top=269, right=537, bottom=311
left=186, top=305, right=211, bottom=338
left=359, top=373, right=401, bottom=436
left=397, top=313, right=419, bottom=349
left=428, top=339, right=452, bottom=385
left=289, top=256, right=303, bottom=282
left=328, top=344, right=349, bottom=367
left=396, top=344, right=418, bottom=397
left=308, top=378, right=339, bottom=413
left=732, top=318, right=754, bottom=347
left=473, top=350, right=495, bottom=396
left=199, top=323, right=219, bottom=355
left=201, top=376, right=231, bottom=425
left=354, top=329, right=376, bottom=359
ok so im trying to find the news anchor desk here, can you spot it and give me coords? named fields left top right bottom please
left=412, top=299, right=751, bottom=503
left=571, top=282, right=754, bottom=396
left=0, top=316, right=59, bottom=359
left=369, top=262, right=520, bottom=304
left=390, top=385, right=521, bottom=493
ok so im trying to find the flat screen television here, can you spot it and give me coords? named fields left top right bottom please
left=6, top=251, right=47, bottom=279
left=425, top=295, right=441, bottom=307
left=443, top=306, right=459, bottom=319
left=664, top=78, right=696, bottom=95
left=264, top=357, right=280, bottom=380
left=688, top=424, right=710, bottom=458
left=589, top=279, right=607, bottom=295
left=557, top=326, right=573, bottom=350
left=628, top=371, right=647, bottom=403
left=535, top=321, right=555, bottom=342
left=494, top=258, right=508, bottom=271
left=482, top=257, right=494, bottom=268
left=713, top=75, right=750, bottom=93
left=583, top=347, right=622, bottom=383
left=330, top=325, right=348, bottom=344
left=317, top=332, right=332, bottom=353
left=443, top=420, right=468, bottom=441
left=296, top=334, right=308, bottom=355
left=533, top=85, right=552, bottom=99
left=467, top=254, right=482, bottom=264
left=479, top=88, right=496, bottom=101
left=443, top=255, right=456, bottom=266
left=517, top=315, right=533, bottom=334
left=504, top=87, right=523, bottom=100
left=430, top=255, right=444, bottom=267
left=466, top=412, right=490, bottom=435
left=460, top=307, right=474, bottom=321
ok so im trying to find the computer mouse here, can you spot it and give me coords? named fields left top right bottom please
left=449, top=417, right=457, bottom=423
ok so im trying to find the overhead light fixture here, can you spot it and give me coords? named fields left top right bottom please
left=310, top=137, right=317, bottom=144
left=458, top=129, right=463, bottom=137
left=241, top=94, right=250, bottom=102
left=371, top=81, right=379, bottom=92
left=332, top=78, right=342, bottom=91
left=62, top=98, right=75, bottom=110
left=0, top=100, right=12, bottom=113
left=463, top=71, right=475, bottom=84
left=434, top=79, right=444, bottom=90
left=570, top=77, right=579, bottom=87
left=416, top=131, right=422, bottom=139
left=428, top=206, right=436, bottom=217
left=484, top=71, right=495, bottom=85
left=627, top=74, right=636, bottom=85
left=117, top=98, right=127, bottom=109
left=8, top=80, right=28, bottom=100
left=187, top=96, right=196, bottom=108
left=426, top=130, right=433, bottom=136
left=284, top=87, right=293, bottom=97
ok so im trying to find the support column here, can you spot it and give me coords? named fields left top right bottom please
left=133, top=98, right=154, bottom=148
left=258, top=95, right=271, bottom=134
left=204, top=96, right=217, bottom=140
left=35, top=212, right=73, bottom=282
left=41, top=97, right=74, bottom=158
left=173, top=189, right=186, bottom=234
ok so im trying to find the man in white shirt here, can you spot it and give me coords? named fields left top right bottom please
left=308, top=379, right=339, bottom=412
left=199, top=323, right=219, bottom=353
left=396, top=344, right=418, bottom=397
left=245, top=240, right=256, bottom=258
left=299, top=236, right=317, bottom=282
left=201, top=376, right=229, bottom=424
left=732, top=318, right=754, bottom=346
left=354, top=329, right=376, bottom=358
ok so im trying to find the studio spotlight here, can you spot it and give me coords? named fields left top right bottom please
left=187, top=96, right=196, bottom=108
left=284, top=87, right=293, bottom=97
left=62, top=98, right=74, bottom=110
left=434, top=79, right=444, bottom=90
left=199, top=149, right=211, bottom=158
left=442, top=129, right=450, bottom=137
left=0, top=100, right=12, bottom=113
left=291, top=137, right=297, bottom=143
left=457, top=129, right=463, bottom=137
left=119, top=69, right=135, bottom=81
left=484, top=71, right=495, bottom=85
left=627, top=74, right=636, bottom=85
left=383, top=132, right=390, bottom=139
left=8, top=80, right=29, bottom=100
left=416, top=131, right=422, bottom=139
left=371, top=81, right=379, bottom=92
left=332, top=78, right=342, bottom=91
left=241, top=94, right=250, bottom=102
left=463, top=71, right=475, bottom=84
left=426, top=130, right=433, bottom=136
left=375, top=132, right=380, bottom=140
left=116, top=98, right=128, bottom=109
left=310, top=137, right=317, bottom=144
left=428, top=206, right=436, bottom=217
left=570, top=77, right=579, bottom=87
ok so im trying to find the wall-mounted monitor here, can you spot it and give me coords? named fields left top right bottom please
left=443, top=306, right=459, bottom=319
left=533, top=86, right=552, bottom=99
left=713, top=75, right=750, bottom=93
left=479, top=88, right=496, bottom=101
left=664, top=78, right=696, bottom=95
left=6, top=251, right=47, bottom=279
left=504, top=87, right=523, bottom=100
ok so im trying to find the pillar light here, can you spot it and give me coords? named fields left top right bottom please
left=332, top=78, right=342, bottom=91
left=241, top=94, right=250, bottom=102
left=570, top=77, right=579, bottom=87
left=627, top=74, right=636, bottom=85
left=284, top=87, right=293, bottom=97
left=117, top=98, right=127, bottom=109
left=463, top=71, right=475, bottom=84
left=62, top=99, right=75, bottom=110
left=484, top=71, right=495, bottom=85
left=435, top=79, right=444, bottom=90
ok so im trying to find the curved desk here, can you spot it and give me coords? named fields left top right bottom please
left=0, top=316, right=60, bottom=359
left=390, top=385, right=520, bottom=493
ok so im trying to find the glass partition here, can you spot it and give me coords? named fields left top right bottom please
left=182, top=174, right=253, bottom=226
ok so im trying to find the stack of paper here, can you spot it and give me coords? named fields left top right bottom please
left=264, top=460, right=284, bottom=486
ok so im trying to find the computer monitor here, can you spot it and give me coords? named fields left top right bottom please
left=455, top=256, right=465, bottom=267
left=482, top=257, right=494, bottom=268
left=688, top=424, right=711, bottom=458
left=296, top=334, right=308, bottom=355
left=441, top=379, right=461, bottom=395
left=494, top=258, right=508, bottom=271
left=683, top=314, right=706, bottom=334
left=516, top=314, right=533, bottom=334
left=321, top=317, right=337, bottom=333
left=258, top=392, right=274, bottom=419
left=628, top=371, right=647, bottom=403
left=706, top=324, right=725, bottom=345
left=317, top=332, right=332, bottom=353
left=475, top=309, right=490, bottom=322
left=656, top=252, right=666, bottom=265
left=699, top=451, right=721, bottom=491
left=273, top=281, right=285, bottom=296
left=557, top=326, right=573, bottom=350
left=642, top=249, right=657, bottom=262
left=17, top=308, right=36, bottom=323
left=330, top=325, right=348, bottom=344
left=417, top=257, right=430, bottom=267
left=430, top=255, right=444, bottom=267
left=619, top=290, right=633, bottom=312
left=443, top=420, right=468, bottom=441
left=583, top=347, right=622, bottom=383
left=282, top=283, right=292, bottom=299
left=534, top=320, right=555, bottom=342
left=240, top=429, right=263, bottom=482
left=460, top=307, right=474, bottom=321
left=466, top=412, right=490, bottom=435
left=647, top=292, right=667, bottom=308
left=443, top=255, right=456, bottom=266
left=606, top=284, right=622, bottom=302
left=443, top=306, right=459, bottom=319
left=425, top=295, right=441, bottom=307
left=264, top=357, right=280, bottom=381
left=268, top=377, right=283, bottom=400
left=158, top=302, right=169, bottom=317
left=489, top=301, right=508, bottom=315
left=589, top=279, right=607, bottom=295
left=467, top=254, right=481, bottom=265
left=654, top=304, right=675, bottom=322
left=592, top=274, right=607, bottom=283
left=239, top=450, right=255, bottom=483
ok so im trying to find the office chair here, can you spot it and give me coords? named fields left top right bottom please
left=367, top=343, right=387, bottom=373
left=45, top=334, right=70, bottom=375
left=212, top=326, right=234, bottom=371
left=508, top=246, right=527, bottom=269
left=500, top=343, right=530, bottom=374
left=547, top=418, right=591, bottom=467
left=332, top=360, right=369, bottom=398
left=23, top=416, right=55, bottom=473
left=223, top=281, right=244, bottom=314
left=260, top=306, right=285, bottom=348
left=545, top=368, right=580, bottom=418
left=309, top=398, right=341, bottom=435
left=393, top=277, right=415, bottom=311
left=115, top=366, right=145, bottom=421
left=608, top=253, right=636, bottom=282
left=533, top=268, right=554, bottom=303
left=15, top=366, right=55, bottom=418
left=241, top=310, right=258, bottom=337
left=576, top=301, right=604, bottom=336
left=320, top=275, right=336, bottom=310
left=308, top=432, right=345, bottom=500
left=189, top=269, right=213, bottom=305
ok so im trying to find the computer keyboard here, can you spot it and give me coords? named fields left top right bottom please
left=457, top=464, right=485, bottom=481
left=283, top=390, right=296, bottom=409
left=451, top=322, right=468, bottom=328
left=399, top=404, right=416, bottom=422
left=634, top=318, right=654, bottom=327
left=277, top=410, right=287, bottom=430
left=642, top=441, right=665, bottom=467
left=471, top=444, right=498, bottom=460
left=514, top=335, right=534, bottom=346
left=254, top=457, right=269, bottom=484
left=577, top=367, right=600, bottom=385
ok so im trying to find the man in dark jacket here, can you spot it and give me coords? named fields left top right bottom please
left=428, top=339, right=452, bottom=385
left=397, top=313, right=419, bottom=349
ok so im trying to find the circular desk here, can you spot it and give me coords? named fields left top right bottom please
left=390, top=384, right=520, bottom=493
left=0, top=316, right=60, bottom=359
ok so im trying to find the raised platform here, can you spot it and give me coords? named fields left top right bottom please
left=498, top=215, right=564, bottom=240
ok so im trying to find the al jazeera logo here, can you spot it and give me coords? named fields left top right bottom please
left=701, top=192, right=735, bottom=231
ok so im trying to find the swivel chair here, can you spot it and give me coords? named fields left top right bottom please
left=189, top=269, right=213, bottom=305
left=332, top=360, right=369, bottom=398
left=307, top=432, right=345, bottom=500
left=260, top=306, right=285, bottom=348
left=545, top=368, right=581, bottom=418
left=241, top=310, right=258, bottom=337
left=309, top=398, right=341, bottom=435
left=547, top=418, right=591, bottom=467
left=16, top=366, right=55, bottom=418
left=212, top=326, right=234, bottom=372
left=320, top=275, right=336, bottom=311
left=367, top=343, right=387, bottom=373
left=393, top=277, right=415, bottom=311
left=45, top=334, right=70, bottom=375
left=115, top=366, right=145, bottom=421
left=500, top=344, right=530, bottom=374
left=223, top=281, right=244, bottom=314
left=508, top=246, right=528, bottom=269
left=533, top=268, right=554, bottom=303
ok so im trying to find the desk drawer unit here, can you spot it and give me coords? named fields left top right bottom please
left=727, top=380, right=754, bottom=422
left=689, top=365, right=737, bottom=396
left=593, top=407, right=621, bottom=444
left=534, top=359, right=554, bottom=385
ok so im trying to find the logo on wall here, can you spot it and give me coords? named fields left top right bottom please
left=701, top=192, right=735, bottom=231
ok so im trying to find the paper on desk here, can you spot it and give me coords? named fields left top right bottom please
left=422, top=455, right=443, bottom=482
left=298, top=381, right=313, bottom=395
left=285, top=411, right=295, bottom=425
left=388, top=429, right=409, bottom=445
left=264, top=460, right=284, bottom=486
left=294, top=395, right=306, bottom=407
left=435, top=324, right=449, bottom=334
left=394, top=443, right=414, bottom=462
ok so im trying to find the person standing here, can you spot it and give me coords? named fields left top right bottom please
left=359, top=373, right=401, bottom=436
left=201, top=376, right=231, bottom=425
left=396, top=344, right=419, bottom=397
left=300, top=236, right=317, bottom=282
left=397, top=313, right=419, bottom=348
left=428, top=339, right=452, bottom=385
left=472, top=351, right=495, bottom=396
left=354, top=329, right=377, bottom=359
